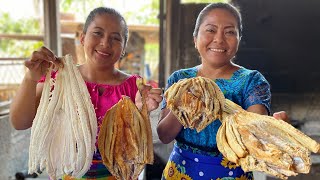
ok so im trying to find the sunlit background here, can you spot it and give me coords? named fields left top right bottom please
left=0, top=0, right=226, bottom=91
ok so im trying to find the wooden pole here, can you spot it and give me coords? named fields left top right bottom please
left=43, top=0, right=62, bottom=56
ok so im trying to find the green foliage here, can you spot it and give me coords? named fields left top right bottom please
left=124, top=0, right=159, bottom=25
left=1, top=39, right=43, bottom=57
left=145, top=43, right=159, bottom=64
left=0, top=12, right=40, bottom=34
left=59, top=0, right=105, bottom=21
left=0, top=12, right=43, bottom=57
left=144, top=43, right=159, bottom=80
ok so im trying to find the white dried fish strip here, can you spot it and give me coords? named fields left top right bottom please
left=28, top=54, right=97, bottom=179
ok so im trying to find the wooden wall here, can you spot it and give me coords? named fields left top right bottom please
left=162, top=0, right=320, bottom=93
left=162, top=1, right=201, bottom=78
left=233, top=0, right=320, bottom=93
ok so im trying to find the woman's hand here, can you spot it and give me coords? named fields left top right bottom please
left=24, top=46, right=61, bottom=82
left=135, top=85, right=163, bottom=112
left=273, top=111, right=290, bottom=123
left=146, top=87, right=163, bottom=111
left=157, top=108, right=183, bottom=144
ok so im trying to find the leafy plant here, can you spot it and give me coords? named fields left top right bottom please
left=59, top=0, right=105, bottom=21
left=0, top=12, right=43, bottom=57
left=124, top=0, right=159, bottom=25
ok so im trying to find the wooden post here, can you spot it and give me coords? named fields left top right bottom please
left=167, top=0, right=181, bottom=74
left=159, top=0, right=181, bottom=88
left=159, top=0, right=166, bottom=88
left=43, top=0, right=62, bottom=56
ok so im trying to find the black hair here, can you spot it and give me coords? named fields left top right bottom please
left=83, top=7, right=129, bottom=48
left=193, top=2, right=242, bottom=38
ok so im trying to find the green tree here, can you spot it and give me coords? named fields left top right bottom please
left=0, top=12, right=43, bottom=57
left=59, top=0, right=105, bottom=21
left=124, top=0, right=159, bottom=25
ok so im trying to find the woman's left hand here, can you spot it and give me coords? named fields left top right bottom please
left=135, top=85, right=163, bottom=112
left=273, top=111, right=290, bottom=123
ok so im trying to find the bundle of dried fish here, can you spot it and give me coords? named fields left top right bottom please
left=217, top=100, right=320, bottom=179
left=164, top=76, right=320, bottom=179
left=28, top=55, right=97, bottom=179
left=164, top=77, right=225, bottom=132
left=98, top=79, right=153, bottom=180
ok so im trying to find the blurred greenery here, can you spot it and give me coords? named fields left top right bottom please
left=0, top=0, right=227, bottom=60
left=59, top=0, right=105, bottom=21
left=0, top=12, right=43, bottom=57
left=124, top=0, right=160, bottom=72
left=124, top=0, right=159, bottom=25
left=145, top=43, right=159, bottom=76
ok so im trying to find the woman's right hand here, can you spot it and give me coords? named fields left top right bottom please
left=24, top=46, right=61, bottom=82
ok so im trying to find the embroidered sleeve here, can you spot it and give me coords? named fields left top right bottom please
left=161, top=72, right=179, bottom=109
left=243, top=71, right=271, bottom=114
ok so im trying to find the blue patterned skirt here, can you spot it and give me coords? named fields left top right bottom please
left=161, top=144, right=253, bottom=180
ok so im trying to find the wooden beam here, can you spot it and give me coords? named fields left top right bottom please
left=60, top=21, right=159, bottom=43
left=129, top=25, right=159, bottom=32
left=60, top=21, right=83, bottom=34
left=0, top=58, right=27, bottom=61
left=0, top=34, right=43, bottom=41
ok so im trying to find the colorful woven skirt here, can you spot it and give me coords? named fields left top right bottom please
left=162, top=144, right=253, bottom=180
left=61, top=160, right=115, bottom=180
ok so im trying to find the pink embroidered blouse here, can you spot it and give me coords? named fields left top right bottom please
left=39, top=72, right=140, bottom=161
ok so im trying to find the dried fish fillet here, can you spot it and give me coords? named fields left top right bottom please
left=164, top=77, right=225, bottom=132
left=217, top=100, right=320, bottom=179
left=164, top=76, right=320, bottom=179
left=98, top=79, right=153, bottom=180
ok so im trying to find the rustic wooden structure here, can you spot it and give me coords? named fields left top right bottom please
left=0, top=0, right=159, bottom=101
left=159, top=0, right=206, bottom=87
left=159, top=0, right=320, bottom=93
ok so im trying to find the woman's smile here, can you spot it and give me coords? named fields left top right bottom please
left=96, top=50, right=111, bottom=57
left=208, top=48, right=227, bottom=53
